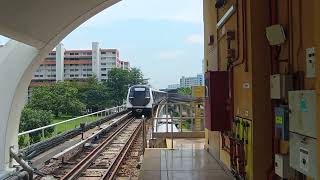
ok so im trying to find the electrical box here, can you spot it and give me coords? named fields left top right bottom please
left=266, top=24, right=286, bottom=46
left=288, top=90, right=316, bottom=138
left=275, top=154, right=289, bottom=178
left=192, top=86, right=205, bottom=98
left=289, top=132, right=317, bottom=179
left=270, top=74, right=293, bottom=99
left=205, top=71, right=230, bottom=131
left=306, top=47, right=316, bottom=78
left=274, top=106, right=289, bottom=140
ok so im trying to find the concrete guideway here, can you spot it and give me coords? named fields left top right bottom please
left=0, top=0, right=121, bottom=176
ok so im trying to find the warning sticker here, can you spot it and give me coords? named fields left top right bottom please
left=299, top=147, right=309, bottom=172
left=276, top=116, right=283, bottom=125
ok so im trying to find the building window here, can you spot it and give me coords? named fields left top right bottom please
left=75, top=69, right=79, bottom=71
left=101, top=74, right=107, bottom=77
left=70, top=69, right=74, bottom=71
left=70, top=74, right=74, bottom=77
left=87, top=68, right=92, bottom=71
left=83, top=74, right=87, bottom=77
left=75, top=74, right=79, bottom=77
left=87, top=74, right=92, bottom=77
left=83, top=69, right=87, bottom=71
left=101, top=68, right=107, bottom=71
left=101, top=63, right=106, bottom=65
left=101, top=57, right=107, bottom=60
left=101, top=52, right=106, bottom=54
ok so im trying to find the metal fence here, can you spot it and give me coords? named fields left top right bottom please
left=152, top=102, right=205, bottom=133
left=18, top=105, right=126, bottom=148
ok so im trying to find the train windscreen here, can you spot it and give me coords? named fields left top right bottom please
left=129, top=87, right=150, bottom=106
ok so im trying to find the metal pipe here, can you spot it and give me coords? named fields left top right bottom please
left=10, top=147, right=33, bottom=180
left=7, top=171, right=30, bottom=180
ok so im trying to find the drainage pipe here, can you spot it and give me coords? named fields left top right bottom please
left=9, top=148, right=33, bottom=180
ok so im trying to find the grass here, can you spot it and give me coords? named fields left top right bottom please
left=52, top=115, right=103, bottom=134
left=19, top=114, right=106, bottom=149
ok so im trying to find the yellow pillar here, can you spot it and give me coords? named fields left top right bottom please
left=315, top=0, right=320, bottom=177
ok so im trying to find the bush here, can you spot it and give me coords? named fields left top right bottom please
left=19, top=108, right=53, bottom=147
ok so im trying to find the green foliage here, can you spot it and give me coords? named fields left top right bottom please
left=77, top=77, right=108, bottom=112
left=128, top=68, right=145, bottom=86
left=177, top=87, right=192, bottom=96
left=105, top=68, right=146, bottom=106
left=19, top=108, right=53, bottom=146
left=28, top=81, right=86, bottom=117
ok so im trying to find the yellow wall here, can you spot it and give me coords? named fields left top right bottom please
left=204, top=0, right=319, bottom=178
left=315, top=0, right=320, bottom=177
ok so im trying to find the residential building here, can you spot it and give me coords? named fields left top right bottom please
left=180, top=74, right=204, bottom=88
left=167, top=84, right=180, bottom=89
left=32, top=42, right=130, bottom=83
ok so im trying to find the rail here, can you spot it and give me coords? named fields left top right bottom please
left=18, top=105, right=126, bottom=148
left=60, top=117, right=138, bottom=179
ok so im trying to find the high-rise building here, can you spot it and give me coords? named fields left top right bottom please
left=167, top=84, right=180, bottom=89
left=31, top=42, right=130, bottom=83
left=179, top=74, right=204, bottom=88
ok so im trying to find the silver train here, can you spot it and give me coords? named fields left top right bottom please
left=126, top=85, right=167, bottom=117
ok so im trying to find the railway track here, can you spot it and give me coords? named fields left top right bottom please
left=56, top=117, right=142, bottom=180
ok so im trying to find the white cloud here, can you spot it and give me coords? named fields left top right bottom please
left=158, top=50, right=184, bottom=60
left=186, top=34, right=203, bottom=45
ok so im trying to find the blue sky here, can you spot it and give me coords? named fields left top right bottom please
left=0, top=0, right=204, bottom=89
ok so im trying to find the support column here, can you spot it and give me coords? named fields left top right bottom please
left=0, top=40, right=40, bottom=176
left=56, top=43, right=64, bottom=82
left=92, top=42, right=100, bottom=81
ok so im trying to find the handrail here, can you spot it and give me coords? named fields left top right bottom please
left=18, top=105, right=125, bottom=136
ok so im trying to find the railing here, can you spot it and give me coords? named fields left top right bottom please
left=152, top=102, right=205, bottom=134
left=18, top=105, right=126, bottom=149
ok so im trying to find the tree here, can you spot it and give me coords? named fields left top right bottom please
left=19, top=108, right=53, bottom=146
left=178, top=87, right=192, bottom=96
left=28, top=81, right=86, bottom=117
left=128, top=68, right=145, bottom=86
left=77, top=77, right=108, bottom=112
left=105, top=68, right=146, bottom=106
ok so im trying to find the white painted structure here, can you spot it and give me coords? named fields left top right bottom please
left=0, top=0, right=121, bottom=176
left=56, top=43, right=64, bottom=81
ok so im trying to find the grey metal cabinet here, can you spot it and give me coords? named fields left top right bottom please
left=288, top=90, right=317, bottom=138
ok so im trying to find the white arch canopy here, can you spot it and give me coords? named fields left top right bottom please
left=0, top=0, right=120, bottom=175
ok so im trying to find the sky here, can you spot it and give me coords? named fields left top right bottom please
left=0, top=0, right=204, bottom=89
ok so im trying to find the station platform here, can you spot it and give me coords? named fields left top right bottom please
left=139, top=138, right=234, bottom=180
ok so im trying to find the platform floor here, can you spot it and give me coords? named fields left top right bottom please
left=139, top=138, right=234, bottom=180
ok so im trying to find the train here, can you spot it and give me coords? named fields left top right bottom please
left=126, top=85, right=167, bottom=117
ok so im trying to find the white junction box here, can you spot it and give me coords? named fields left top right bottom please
left=289, top=132, right=317, bottom=179
left=275, top=154, right=289, bottom=178
left=306, top=47, right=316, bottom=78
left=270, top=74, right=293, bottom=99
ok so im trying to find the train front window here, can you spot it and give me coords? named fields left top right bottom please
left=129, top=87, right=151, bottom=106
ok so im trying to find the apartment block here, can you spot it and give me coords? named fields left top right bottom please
left=180, top=74, right=204, bottom=88
left=32, top=42, right=130, bottom=83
